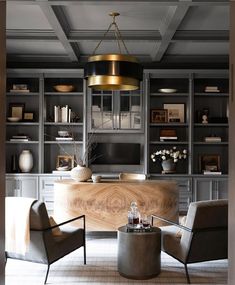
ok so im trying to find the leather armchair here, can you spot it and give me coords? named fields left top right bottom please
left=152, top=199, right=228, bottom=284
left=6, top=200, right=86, bottom=284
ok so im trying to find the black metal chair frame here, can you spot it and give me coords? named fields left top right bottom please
left=6, top=214, right=86, bottom=284
left=151, top=214, right=227, bottom=284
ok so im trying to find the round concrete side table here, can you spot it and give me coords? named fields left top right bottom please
left=117, top=226, right=161, bottom=279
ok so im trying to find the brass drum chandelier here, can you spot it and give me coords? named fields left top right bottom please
left=84, top=12, right=143, bottom=91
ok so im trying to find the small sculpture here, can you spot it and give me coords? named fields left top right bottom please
left=202, top=114, right=208, bottom=124
left=202, top=108, right=209, bottom=124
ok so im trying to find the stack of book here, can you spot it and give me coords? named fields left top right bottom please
left=10, top=134, right=31, bottom=142
left=203, top=170, right=222, bottom=175
left=204, top=86, right=220, bottom=92
left=160, top=129, right=177, bottom=142
left=204, top=136, right=222, bottom=142
left=55, top=136, right=73, bottom=141
left=10, top=84, right=30, bottom=93
left=54, top=105, right=72, bottom=123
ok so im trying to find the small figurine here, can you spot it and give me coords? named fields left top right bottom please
left=202, top=114, right=208, bottom=124
left=202, top=108, right=209, bottom=124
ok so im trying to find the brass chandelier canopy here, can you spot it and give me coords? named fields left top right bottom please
left=84, top=12, right=143, bottom=91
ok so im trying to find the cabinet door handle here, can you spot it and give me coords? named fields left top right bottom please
left=15, top=180, right=21, bottom=196
left=16, top=180, right=20, bottom=190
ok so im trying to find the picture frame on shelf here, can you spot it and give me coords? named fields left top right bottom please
left=199, top=154, right=221, bottom=173
left=56, top=155, right=74, bottom=171
left=9, top=103, right=25, bottom=120
left=151, top=109, right=168, bottom=123
left=10, top=84, right=29, bottom=93
left=163, top=103, right=185, bottom=123
left=23, top=112, right=34, bottom=122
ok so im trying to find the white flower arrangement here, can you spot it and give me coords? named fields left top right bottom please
left=151, top=146, right=187, bottom=163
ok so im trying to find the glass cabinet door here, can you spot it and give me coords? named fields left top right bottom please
left=90, top=89, right=142, bottom=132
left=119, top=91, right=141, bottom=130
left=91, top=91, right=113, bottom=130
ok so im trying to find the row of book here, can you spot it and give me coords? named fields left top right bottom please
left=54, top=105, right=72, bottom=123
left=203, top=171, right=222, bottom=175
left=160, top=129, right=177, bottom=141
left=9, top=84, right=30, bottom=93
left=204, top=86, right=220, bottom=93
left=204, top=136, right=221, bottom=142
left=9, top=133, right=76, bottom=141
left=55, top=137, right=73, bottom=141
left=159, top=135, right=222, bottom=142
left=10, top=135, right=31, bottom=142
left=160, top=136, right=177, bottom=141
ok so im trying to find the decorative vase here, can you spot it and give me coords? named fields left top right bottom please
left=161, top=159, right=176, bottom=173
left=70, top=165, right=92, bottom=182
left=18, top=150, right=33, bottom=173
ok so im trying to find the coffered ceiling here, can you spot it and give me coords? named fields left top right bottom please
left=6, top=0, right=230, bottom=68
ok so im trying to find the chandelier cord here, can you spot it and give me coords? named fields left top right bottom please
left=113, top=22, right=129, bottom=55
left=92, top=13, right=129, bottom=56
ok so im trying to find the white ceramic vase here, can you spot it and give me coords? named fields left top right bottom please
left=70, top=165, right=92, bottom=182
left=19, top=150, right=33, bottom=173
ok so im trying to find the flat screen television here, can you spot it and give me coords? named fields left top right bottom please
left=91, top=143, right=141, bottom=165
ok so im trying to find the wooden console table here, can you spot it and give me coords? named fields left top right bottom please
left=54, top=179, right=178, bottom=231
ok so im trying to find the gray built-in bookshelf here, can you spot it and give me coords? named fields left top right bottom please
left=5, top=69, right=229, bottom=213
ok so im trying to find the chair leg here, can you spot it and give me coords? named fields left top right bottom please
left=184, top=263, right=190, bottom=284
left=5, top=253, right=7, bottom=265
left=44, top=265, right=50, bottom=284
left=83, top=225, right=86, bottom=265
left=83, top=244, right=86, bottom=265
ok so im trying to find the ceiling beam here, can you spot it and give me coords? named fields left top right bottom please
left=151, top=5, right=190, bottom=61
left=6, top=29, right=58, bottom=41
left=6, top=29, right=229, bottom=42
left=6, top=29, right=162, bottom=41
left=7, top=54, right=72, bottom=62
left=7, top=53, right=228, bottom=63
left=173, top=30, right=229, bottom=42
left=37, top=2, right=80, bottom=61
left=69, top=30, right=162, bottom=41
left=159, top=54, right=229, bottom=63
left=6, top=53, right=152, bottom=63
left=7, top=0, right=229, bottom=6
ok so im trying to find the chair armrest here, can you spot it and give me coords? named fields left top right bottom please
left=44, top=215, right=86, bottom=232
left=151, top=214, right=192, bottom=233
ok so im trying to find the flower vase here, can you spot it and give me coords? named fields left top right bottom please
left=18, top=150, right=33, bottom=173
left=70, top=165, right=92, bottom=182
left=161, top=159, right=176, bottom=174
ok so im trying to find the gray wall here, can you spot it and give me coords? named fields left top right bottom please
left=0, top=2, right=6, bottom=284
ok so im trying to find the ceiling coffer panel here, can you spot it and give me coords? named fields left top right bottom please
left=6, top=3, right=52, bottom=30
left=5, top=1, right=230, bottom=67
left=7, top=40, right=66, bottom=55
left=178, top=6, right=229, bottom=30
left=167, top=42, right=229, bottom=56
left=63, top=4, right=168, bottom=30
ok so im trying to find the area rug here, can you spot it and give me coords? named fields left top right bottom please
left=6, top=238, right=227, bottom=285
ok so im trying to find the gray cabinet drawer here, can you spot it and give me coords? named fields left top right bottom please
left=39, top=176, right=60, bottom=211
